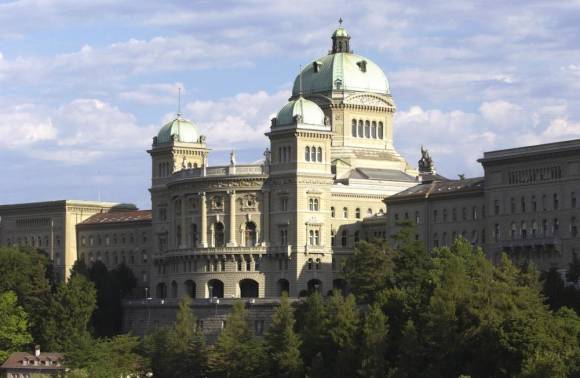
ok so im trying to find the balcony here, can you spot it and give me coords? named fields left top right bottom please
left=496, top=235, right=561, bottom=251
left=161, top=245, right=268, bottom=258
left=172, top=164, right=266, bottom=180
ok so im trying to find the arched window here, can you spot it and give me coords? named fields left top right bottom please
left=176, top=225, right=182, bottom=246
left=365, top=121, right=370, bottom=138
left=355, top=208, right=361, bottom=219
left=352, top=119, right=357, bottom=136
left=354, top=231, right=360, bottom=244
left=277, top=279, right=290, bottom=296
left=317, top=147, right=322, bottom=162
left=310, top=146, right=316, bottom=162
left=521, top=221, right=528, bottom=239
left=378, top=122, right=384, bottom=139
left=331, top=230, right=335, bottom=246
left=207, top=279, right=224, bottom=298
left=245, top=222, right=257, bottom=247
left=341, top=230, right=347, bottom=247
left=371, top=121, right=377, bottom=138
left=358, top=120, right=363, bottom=137
left=308, top=258, right=313, bottom=270
left=331, top=207, right=335, bottom=217
left=343, top=207, right=348, bottom=218
left=532, top=220, right=538, bottom=237
left=307, top=279, right=322, bottom=294
left=511, top=222, right=517, bottom=240
left=239, top=279, right=259, bottom=298
left=191, top=224, right=198, bottom=246
left=368, top=208, right=373, bottom=217
left=185, top=280, right=196, bottom=298
left=156, top=282, right=167, bottom=299
left=305, top=146, right=310, bottom=161
left=315, top=258, right=321, bottom=270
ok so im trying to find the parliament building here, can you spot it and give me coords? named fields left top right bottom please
left=1, top=24, right=579, bottom=339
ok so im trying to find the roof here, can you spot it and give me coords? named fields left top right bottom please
left=80, top=210, right=152, bottom=225
left=292, top=52, right=390, bottom=96
left=332, top=26, right=350, bottom=38
left=0, top=200, right=136, bottom=212
left=478, top=138, right=580, bottom=165
left=1, top=351, right=64, bottom=371
left=349, top=168, right=416, bottom=182
left=157, top=115, right=201, bottom=144
left=275, top=96, right=325, bottom=127
left=387, top=177, right=485, bottom=202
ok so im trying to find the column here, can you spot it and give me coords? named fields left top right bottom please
left=199, top=193, right=208, bottom=248
left=227, top=190, right=237, bottom=247
left=180, top=195, right=187, bottom=248
left=262, top=189, right=270, bottom=246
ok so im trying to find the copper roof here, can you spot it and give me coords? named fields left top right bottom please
left=81, top=210, right=152, bottom=225
left=1, top=351, right=64, bottom=370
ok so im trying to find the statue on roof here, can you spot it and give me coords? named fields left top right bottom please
left=230, top=150, right=236, bottom=166
left=418, top=145, right=435, bottom=173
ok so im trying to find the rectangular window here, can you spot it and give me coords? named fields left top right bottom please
left=280, top=198, right=288, bottom=212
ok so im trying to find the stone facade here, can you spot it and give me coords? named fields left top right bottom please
left=385, top=139, right=580, bottom=272
left=0, top=200, right=136, bottom=280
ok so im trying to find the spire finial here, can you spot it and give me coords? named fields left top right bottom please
left=339, top=17, right=343, bottom=26
left=299, top=64, right=303, bottom=96
left=177, top=86, right=182, bottom=117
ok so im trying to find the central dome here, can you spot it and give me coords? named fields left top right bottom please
left=292, top=52, right=390, bottom=97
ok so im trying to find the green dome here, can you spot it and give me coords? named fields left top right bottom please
left=157, top=116, right=201, bottom=144
left=276, top=97, right=325, bottom=126
left=292, top=52, right=390, bottom=96
left=332, top=26, right=349, bottom=38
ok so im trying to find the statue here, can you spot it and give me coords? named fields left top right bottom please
left=230, top=150, right=236, bottom=166
left=418, top=145, right=435, bottom=173
left=324, top=115, right=331, bottom=127
left=263, top=148, right=271, bottom=165
left=199, top=135, right=206, bottom=144
left=181, top=156, right=187, bottom=169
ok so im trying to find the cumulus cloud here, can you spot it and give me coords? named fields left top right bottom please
left=184, top=90, right=290, bottom=149
left=0, top=105, right=57, bottom=148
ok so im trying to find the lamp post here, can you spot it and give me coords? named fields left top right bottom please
left=209, top=284, right=213, bottom=302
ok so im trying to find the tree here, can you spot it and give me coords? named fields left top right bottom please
left=209, top=301, right=265, bottom=378
left=326, top=292, right=360, bottom=378
left=567, top=252, right=580, bottom=284
left=359, top=303, right=389, bottom=378
left=297, top=292, right=328, bottom=372
left=44, top=273, right=96, bottom=351
left=0, top=291, right=33, bottom=362
left=264, top=293, right=302, bottom=378
left=343, top=240, right=393, bottom=303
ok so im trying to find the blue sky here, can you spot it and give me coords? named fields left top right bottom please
left=1, top=0, right=580, bottom=209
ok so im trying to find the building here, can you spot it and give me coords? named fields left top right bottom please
left=385, top=139, right=580, bottom=271
left=76, top=210, right=153, bottom=292
left=1, top=346, right=64, bottom=378
left=0, top=200, right=136, bottom=280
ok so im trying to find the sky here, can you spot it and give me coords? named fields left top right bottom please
left=1, top=0, right=580, bottom=209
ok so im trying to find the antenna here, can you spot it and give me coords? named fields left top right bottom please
left=299, top=65, right=303, bottom=96
left=177, top=86, right=182, bottom=116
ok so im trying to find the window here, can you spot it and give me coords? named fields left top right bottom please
left=542, top=219, right=548, bottom=235
left=542, top=194, right=547, bottom=211
left=142, top=250, right=148, bottom=264
left=358, top=120, right=363, bottom=137
left=433, top=210, right=438, bottom=222
left=494, top=224, right=501, bottom=241
left=315, top=258, right=321, bottom=270
left=355, top=208, right=361, bottom=219
left=317, top=147, right=322, bottom=162
left=494, top=200, right=500, bottom=215
left=365, top=120, right=370, bottom=138
left=308, top=230, right=320, bottom=246
left=341, top=231, right=347, bottom=247
left=309, top=198, right=319, bottom=211
left=343, top=207, right=348, bottom=218
left=553, top=218, right=560, bottom=234
left=573, top=192, right=577, bottom=209
left=352, top=119, right=357, bottom=136
left=462, top=207, right=467, bottom=221
left=280, top=228, right=288, bottom=246
left=331, top=230, right=335, bottom=246
left=510, top=198, right=516, bottom=213
left=308, top=258, right=313, bottom=270
left=415, top=211, right=420, bottom=224
left=521, top=221, right=527, bottom=239
left=521, top=197, right=526, bottom=213
left=443, top=209, right=448, bottom=222
left=279, top=197, right=289, bottom=212
left=371, top=121, right=377, bottom=138
left=554, top=193, right=559, bottom=209
left=472, top=206, right=477, bottom=220
left=433, top=233, right=439, bottom=247
left=378, top=122, right=384, bottom=139
left=532, top=221, right=538, bottom=237
left=452, top=208, right=457, bottom=221
left=368, top=208, right=373, bottom=217
left=331, top=207, right=335, bottom=217
left=310, top=146, right=316, bottom=162
left=511, top=222, right=517, bottom=240
left=305, top=146, right=310, bottom=161
left=531, top=195, right=537, bottom=211
left=572, top=217, right=578, bottom=237
left=354, top=231, right=360, bottom=244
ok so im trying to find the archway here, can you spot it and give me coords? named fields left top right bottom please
left=207, top=279, right=224, bottom=299
left=239, top=279, right=259, bottom=298
left=170, top=281, right=178, bottom=298
left=307, top=279, right=322, bottom=294
left=214, top=223, right=225, bottom=247
left=156, top=282, right=167, bottom=299
left=184, top=280, right=196, bottom=298
left=277, top=279, right=290, bottom=296
left=245, top=222, right=257, bottom=247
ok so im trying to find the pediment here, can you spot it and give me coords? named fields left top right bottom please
left=344, top=94, right=393, bottom=108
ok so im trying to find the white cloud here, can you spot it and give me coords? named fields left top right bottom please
left=479, top=100, right=523, bottom=127
left=184, top=90, right=290, bottom=149
left=543, top=118, right=580, bottom=139
left=119, top=82, right=184, bottom=105
left=0, top=105, right=57, bottom=148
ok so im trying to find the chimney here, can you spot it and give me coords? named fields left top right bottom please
left=34, top=345, right=40, bottom=357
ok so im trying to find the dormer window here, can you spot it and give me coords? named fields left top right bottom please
left=357, top=60, right=367, bottom=72
left=313, top=61, right=322, bottom=73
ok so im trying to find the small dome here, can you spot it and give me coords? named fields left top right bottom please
left=332, top=26, right=349, bottom=38
left=156, top=115, right=201, bottom=144
left=275, top=97, right=325, bottom=126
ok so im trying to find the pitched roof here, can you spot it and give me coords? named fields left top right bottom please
left=349, top=168, right=416, bottom=182
left=387, top=177, right=484, bottom=202
left=81, top=210, right=152, bottom=225
left=1, top=351, right=64, bottom=371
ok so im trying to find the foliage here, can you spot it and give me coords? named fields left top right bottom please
left=264, top=293, right=303, bottom=378
left=208, top=301, right=265, bottom=378
left=326, top=292, right=360, bottom=377
left=0, top=291, right=33, bottom=363
left=359, top=303, right=388, bottom=378
left=296, top=291, right=328, bottom=373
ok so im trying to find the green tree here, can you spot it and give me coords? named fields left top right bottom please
left=359, top=303, right=389, bottom=378
left=343, top=240, right=393, bottom=303
left=567, top=251, right=580, bottom=284
left=209, top=301, right=265, bottom=378
left=264, top=293, right=302, bottom=378
left=297, top=292, right=328, bottom=372
left=0, top=291, right=33, bottom=362
left=326, top=292, right=360, bottom=377
left=44, top=273, right=96, bottom=351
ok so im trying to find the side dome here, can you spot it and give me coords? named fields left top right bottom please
left=292, top=53, right=390, bottom=97
left=156, top=115, right=201, bottom=144
left=275, top=97, right=325, bottom=126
